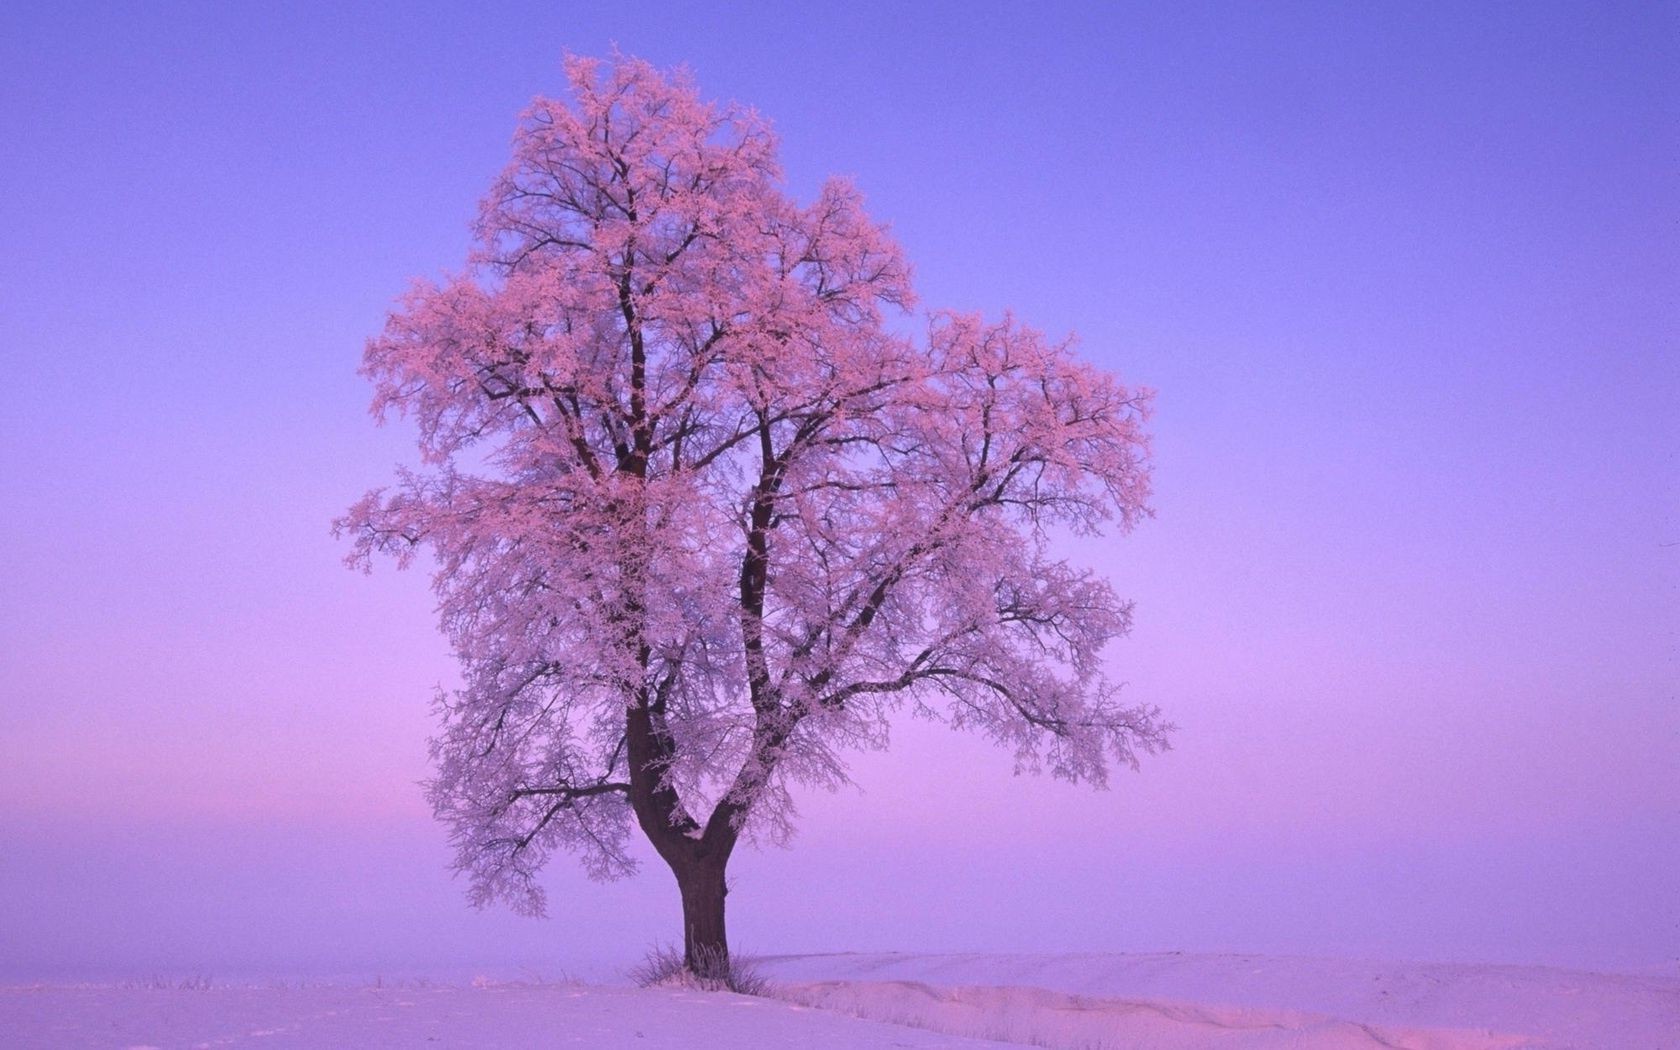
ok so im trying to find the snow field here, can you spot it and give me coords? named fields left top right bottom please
left=5, top=952, right=1673, bottom=1049
left=0, top=982, right=1017, bottom=1049
left=774, top=979, right=1526, bottom=1049
left=760, top=953, right=1680, bottom=1050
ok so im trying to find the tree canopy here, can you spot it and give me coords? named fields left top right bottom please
left=341, top=55, right=1169, bottom=957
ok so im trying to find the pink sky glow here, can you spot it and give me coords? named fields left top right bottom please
left=1, top=1, right=1674, bottom=981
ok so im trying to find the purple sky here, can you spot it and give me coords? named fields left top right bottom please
left=2, top=1, right=1675, bottom=980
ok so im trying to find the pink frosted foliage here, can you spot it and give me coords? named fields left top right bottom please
left=339, top=55, right=1169, bottom=916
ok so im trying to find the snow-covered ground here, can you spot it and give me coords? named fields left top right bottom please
left=0, top=982, right=1015, bottom=1049
left=761, top=952, right=1680, bottom=1049
left=3, top=952, right=1673, bottom=1049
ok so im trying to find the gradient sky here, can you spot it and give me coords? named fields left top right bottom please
left=2, top=1, right=1675, bottom=981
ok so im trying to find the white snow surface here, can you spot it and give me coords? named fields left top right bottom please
left=0, top=981, right=1015, bottom=1049
left=759, top=951, right=1680, bottom=1050
left=4, top=952, right=1673, bottom=1049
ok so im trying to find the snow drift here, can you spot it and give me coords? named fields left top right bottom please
left=761, top=952, right=1679, bottom=1049
left=775, top=979, right=1525, bottom=1049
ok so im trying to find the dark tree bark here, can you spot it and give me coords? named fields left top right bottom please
left=672, top=856, right=729, bottom=972
left=625, top=699, right=743, bottom=975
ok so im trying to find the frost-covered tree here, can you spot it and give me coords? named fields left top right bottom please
left=340, top=54, right=1169, bottom=977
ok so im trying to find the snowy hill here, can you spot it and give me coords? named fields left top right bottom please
left=761, top=951, right=1679, bottom=1049
left=3, top=951, right=1673, bottom=1048
left=0, top=982, right=1012, bottom=1049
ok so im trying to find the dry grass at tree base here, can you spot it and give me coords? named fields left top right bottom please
left=630, top=944, right=769, bottom=997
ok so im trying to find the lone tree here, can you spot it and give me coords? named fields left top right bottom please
left=341, top=54, right=1169, bottom=980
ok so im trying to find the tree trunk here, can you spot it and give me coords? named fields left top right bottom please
left=624, top=702, right=740, bottom=981
left=674, top=859, right=729, bottom=975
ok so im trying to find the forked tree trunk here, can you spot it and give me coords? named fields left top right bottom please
left=625, top=701, right=740, bottom=980
left=673, top=858, right=729, bottom=975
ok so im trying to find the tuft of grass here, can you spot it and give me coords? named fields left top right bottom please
left=630, top=943, right=768, bottom=996
left=117, top=975, right=213, bottom=990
